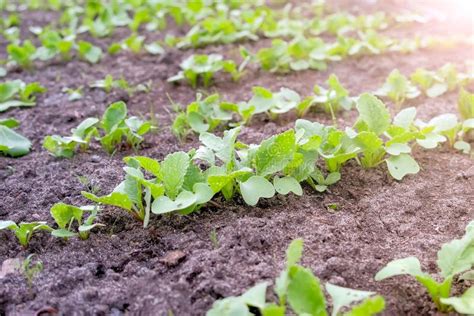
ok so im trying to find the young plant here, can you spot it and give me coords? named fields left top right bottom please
left=208, top=239, right=386, bottom=316
left=20, top=254, right=43, bottom=288
left=98, top=101, right=152, bottom=154
left=375, top=69, right=420, bottom=110
left=0, top=119, right=31, bottom=157
left=35, top=30, right=74, bottom=61
left=168, top=54, right=242, bottom=88
left=297, top=74, right=355, bottom=122
left=43, top=117, right=99, bottom=158
left=77, top=41, right=103, bottom=64
left=50, top=202, right=103, bottom=240
left=410, top=68, right=448, bottom=98
left=0, top=79, right=46, bottom=112
left=375, top=220, right=474, bottom=312
left=7, top=40, right=37, bottom=69
left=171, top=93, right=234, bottom=139
left=0, top=220, right=52, bottom=248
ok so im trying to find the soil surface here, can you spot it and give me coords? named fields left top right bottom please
left=1, top=1, right=473, bottom=316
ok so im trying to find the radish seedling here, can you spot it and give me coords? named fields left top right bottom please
left=168, top=54, right=242, bottom=88
left=375, top=221, right=474, bottom=312
left=0, top=79, right=46, bottom=112
left=0, top=221, right=52, bottom=248
left=50, top=203, right=103, bottom=240
left=43, top=117, right=99, bottom=158
left=375, top=69, right=420, bottom=110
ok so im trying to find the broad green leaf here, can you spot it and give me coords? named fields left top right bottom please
left=262, top=304, right=285, bottom=316
left=125, top=156, right=160, bottom=177
left=239, top=176, right=275, bottom=206
left=416, top=133, right=446, bottom=149
left=81, top=191, right=132, bottom=211
left=240, top=282, right=268, bottom=309
left=255, top=130, right=295, bottom=176
left=437, top=221, right=474, bottom=278
left=101, top=101, right=127, bottom=133
left=385, top=143, right=411, bottom=155
left=206, top=297, right=250, bottom=316
left=0, top=125, right=31, bottom=157
left=393, top=107, right=416, bottom=129
left=458, top=88, right=474, bottom=120
left=287, top=265, right=327, bottom=316
left=151, top=190, right=195, bottom=214
left=454, top=141, right=471, bottom=154
left=0, top=118, right=19, bottom=128
left=0, top=220, right=18, bottom=230
left=386, top=154, right=420, bottom=180
left=50, top=202, right=82, bottom=229
left=356, top=93, right=390, bottom=135
left=375, top=257, right=424, bottom=280
left=273, top=176, right=303, bottom=196
left=326, top=283, right=374, bottom=316
left=440, top=286, right=474, bottom=315
left=0, top=100, right=35, bottom=112
left=51, top=228, right=77, bottom=238
left=426, top=83, right=447, bottom=98
left=345, top=295, right=386, bottom=316
left=161, top=151, right=190, bottom=199
left=287, top=238, right=304, bottom=267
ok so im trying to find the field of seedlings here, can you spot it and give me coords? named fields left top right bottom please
left=0, top=0, right=473, bottom=315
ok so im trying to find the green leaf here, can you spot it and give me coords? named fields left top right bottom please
left=0, top=220, right=18, bottom=230
left=356, top=93, right=390, bottom=135
left=51, top=228, right=77, bottom=238
left=458, top=88, right=474, bottom=120
left=0, top=100, right=36, bottom=112
left=385, top=143, right=411, bottom=156
left=0, top=125, right=31, bottom=157
left=255, top=130, right=296, bottom=176
left=440, top=286, right=474, bottom=314
left=393, top=107, right=416, bottom=129
left=125, top=156, right=160, bottom=177
left=286, top=238, right=304, bottom=266
left=240, top=282, right=268, bottom=309
left=426, top=83, right=447, bottom=98
left=81, top=191, right=132, bottom=211
left=454, top=141, right=471, bottom=154
left=160, top=151, right=190, bottom=199
left=262, top=304, right=285, bottom=316
left=436, top=221, right=474, bottom=278
left=50, top=202, right=83, bottom=229
left=273, top=176, right=303, bottom=196
left=326, top=283, right=375, bottom=316
left=101, top=101, right=127, bottom=133
left=287, top=265, right=327, bottom=316
left=239, top=176, right=275, bottom=206
left=386, top=153, right=420, bottom=180
left=345, top=295, right=385, bottom=316
left=375, top=257, right=424, bottom=280
left=151, top=190, right=196, bottom=214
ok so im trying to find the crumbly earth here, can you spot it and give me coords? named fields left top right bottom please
left=0, top=1, right=473, bottom=315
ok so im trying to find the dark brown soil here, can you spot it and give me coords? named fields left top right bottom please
left=1, top=1, right=473, bottom=315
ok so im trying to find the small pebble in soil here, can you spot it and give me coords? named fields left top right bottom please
left=90, top=155, right=101, bottom=163
left=159, top=250, right=186, bottom=267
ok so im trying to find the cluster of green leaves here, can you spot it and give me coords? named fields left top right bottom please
left=375, top=64, right=473, bottom=109
left=375, top=221, right=474, bottom=314
left=168, top=54, right=243, bottom=88
left=208, top=239, right=386, bottom=316
left=5, top=38, right=103, bottom=69
left=88, top=93, right=474, bottom=224
left=0, top=79, right=46, bottom=112
left=172, top=74, right=355, bottom=139
left=249, top=32, right=442, bottom=74
left=0, top=202, right=103, bottom=248
left=43, top=101, right=153, bottom=157
left=0, top=118, right=31, bottom=157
